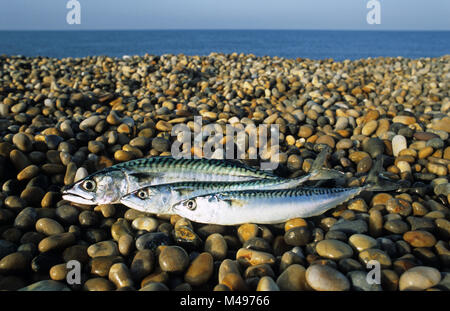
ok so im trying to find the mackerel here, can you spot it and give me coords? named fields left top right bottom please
left=120, top=146, right=343, bottom=213
left=171, top=186, right=369, bottom=225
left=120, top=173, right=317, bottom=214
left=171, top=156, right=399, bottom=225
left=61, top=156, right=278, bottom=205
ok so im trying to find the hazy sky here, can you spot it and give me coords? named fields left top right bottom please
left=0, top=0, right=449, bottom=30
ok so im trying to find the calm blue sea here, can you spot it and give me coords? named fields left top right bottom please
left=0, top=30, right=449, bottom=60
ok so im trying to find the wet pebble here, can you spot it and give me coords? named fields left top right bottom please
left=159, top=246, right=189, bottom=273
left=184, top=252, right=214, bottom=286
left=316, top=239, right=353, bottom=260
left=399, top=266, right=441, bottom=291
left=305, top=264, right=350, bottom=291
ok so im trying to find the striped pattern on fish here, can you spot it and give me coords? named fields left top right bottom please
left=120, top=173, right=315, bottom=214
left=171, top=186, right=368, bottom=225
left=61, top=156, right=278, bottom=205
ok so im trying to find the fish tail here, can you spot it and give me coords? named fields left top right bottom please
left=363, top=155, right=400, bottom=192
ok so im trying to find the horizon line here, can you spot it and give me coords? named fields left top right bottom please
left=1, top=28, right=449, bottom=32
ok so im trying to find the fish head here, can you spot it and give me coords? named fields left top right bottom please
left=171, top=194, right=227, bottom=224
left=120, top=185, right=173, bottom=214
left=61, top=168, right=127, bottom=205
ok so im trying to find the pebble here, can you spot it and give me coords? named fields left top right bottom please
left=184, top=252, right=214, bottom=286
left=403, top=230, right=436, bottom=247
left=139, top=282, right=169, bottom=291
left=74, top=167, right=88, bottom=182
left=87, top=240, right=120, bottom=258
left=348, top=234, right=377, bottom=252
left=132, top=217, right=159, bottom=232
left=19, top=280, right=70, bottom=291
left=330, top=219, right=368, bottom=234
left=136, top=232, right=171, bottom=251
left=38, top=232, right=76, bottom=253
left=0, top=240, right=17, bottom=259
left=386, top=198, right=412, bottom=216
left=237, top=223, right=259, bottom=243
left=17, top=165, right=39, bottom=180
left=204, top=233, right=228, bottom=260
left=399, top=266, right=441, bottom=291
left=118, top=234, right=134, bottom=256
left=236, top=248, right=276, bottom=266
left=14, top=207, right=38, bottom=230
left=257, top=276, right=280, bottom=291
left=159, top=246, right=190, bottom=273
left=316, top=239, right=353, bottom=260
left=10, top=149, right=31, bottom=171
left=392, top=135, right=407, bottom=157
left=359, top=249, right=392, bottom=268
left=12, top=133, right=32, bottom=152
left=35, top=218, right=65, bottom=236
left=130, top=249, right=155, bottom=281
left=305, top=264, right=350, bottom=291
left=0, top=251, right=30, bottom=274
left=152, top=137, right=171, bottom=152
left=49, top=263, right=69, bottom=281
left=108, top=262, right=134, bottom=289
left=362, top=120, right=378, bottom=136
left=83, top=278, right=115, bottom=291
left=384, top=219, right=410, bottom=234
left=276, top=264, right=306, bottom=291
left=284, top=226, right=311, bottom=246
left=347, top=270, right=382, bottom=291
left=245, top=264, right=276, bottom=279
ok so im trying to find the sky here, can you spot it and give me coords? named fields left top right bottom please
left=0, top=0, right=449, bottom=31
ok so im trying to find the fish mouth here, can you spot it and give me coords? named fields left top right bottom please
left=62, top=191, right=96, bottom=205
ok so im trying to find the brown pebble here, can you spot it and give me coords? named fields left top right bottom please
left=204, top=233, right=228, bottom=260
left=184, top=252, right=214, bottom=286
left=403, top=230, right=437, bottom=247
left=131, top=249, right=155, bottom=281
left=109, top=263, right=134, bottom=289
left=236, top=248, right=276, bottom=266
left=17, top=165, right=39, bottom=180
left=83, top=278, right=115, bottom=291
left=276, top=264, right=306, bottom=291
left=158, top=246, right=189, bottom=273
left=35, top=218, right=65, bottom=236
left=49, top=263, right=69, bottom=281
left=118, top=234, right=134, bottom=256
left=38, top=232, right=76, bottom=252
left=284, top=218, right=308, bottom=231
left=237, top=223, right=259, bottom=243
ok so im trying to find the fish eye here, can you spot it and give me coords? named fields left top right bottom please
left=186, top=200, right=196, bottom=211
left=137, top=190, right=148, bottom=200
left=82, top=180, right=96, bottom=192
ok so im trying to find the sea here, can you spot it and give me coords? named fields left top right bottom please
left=0, top=30, right=449, bottom=61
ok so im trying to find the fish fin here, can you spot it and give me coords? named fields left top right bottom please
left=310, top=146, right=331, bottom=172
left=307, top=146, right=345, bottom=181
left=363, top=155, right=400, bottom=192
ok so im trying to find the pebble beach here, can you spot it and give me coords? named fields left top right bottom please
left=0, top=53, right=449, bottom=291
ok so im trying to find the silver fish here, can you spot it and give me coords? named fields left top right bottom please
left=61, top=156, right=278, bottom=205
left=120, top=147, right=343, bottom=213
left=171, top=186, right=369, bottom=225
left=120, top=173, right=317, bottom=214
left=171, top=156, right=399, bottom=225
